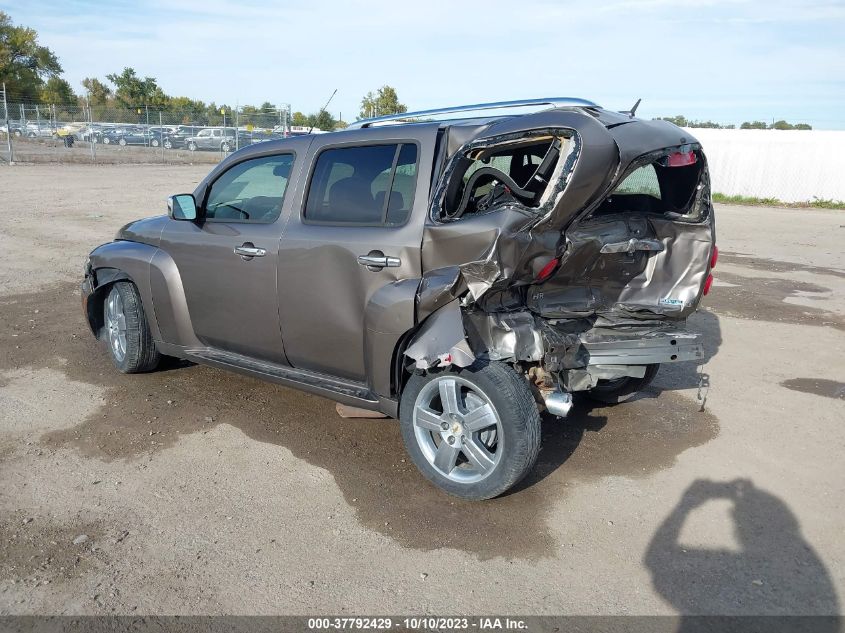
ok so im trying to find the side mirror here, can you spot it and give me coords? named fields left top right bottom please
left=167, top=194, right=198, bottom=221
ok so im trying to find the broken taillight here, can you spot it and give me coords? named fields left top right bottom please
left=666, top=151, right=697, bottom=167
left=702, top=274, right=714, bottom=296
left=710, top=245, right=719, bottom=269
left=535, top=257, right=560, bottom=282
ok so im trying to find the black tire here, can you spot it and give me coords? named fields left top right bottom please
left=118, top=138, right=127, bottom=146
left=103, top=282, right=161, bottom=373
left=221, top=141, right=231, bottom=152
left=187, top=141, right=197, bottom=151
left=399, top=361, right=541, bottom=500
left=102, top=137, right=110, bottom=144
left=13, top=130, right=22, bottom=137
left=151, top=138, right=160, bottom=147
left=585, top=364, right=660, bottom=404
left=163, top=140, right=172, bottom=149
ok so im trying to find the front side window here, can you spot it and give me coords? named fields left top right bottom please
left=204, top=154, right=294, bottom=222
left=304, top=143, right=418, bottom=225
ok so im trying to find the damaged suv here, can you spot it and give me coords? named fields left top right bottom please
left=82, top=98, right=716, bottom=500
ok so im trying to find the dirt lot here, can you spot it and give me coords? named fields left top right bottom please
left=0, top=164, right=843, bottom=616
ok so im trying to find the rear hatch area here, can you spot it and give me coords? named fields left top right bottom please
left=406, top=110, right=716, bottom=388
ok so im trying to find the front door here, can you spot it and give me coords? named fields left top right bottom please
left=277, top=129, right=437, bottom=382
left=160, top=150, right=299, bottom=362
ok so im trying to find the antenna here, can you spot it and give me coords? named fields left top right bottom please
left=308, top=88, right=337, bottom=134
left=621, top=98, right=642, bottom=118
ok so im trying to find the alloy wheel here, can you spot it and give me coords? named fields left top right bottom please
left=412, top=375, right=503, bottom=483
left=106, top=291, right=127, bottom=363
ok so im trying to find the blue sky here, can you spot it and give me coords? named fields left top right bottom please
left=3, top=0, right=844, bottom=128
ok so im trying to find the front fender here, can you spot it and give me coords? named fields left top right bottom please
left=86, top=240, right=160, bottom=340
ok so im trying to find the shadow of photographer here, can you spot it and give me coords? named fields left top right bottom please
left=645, top=479, right=839, bottom=631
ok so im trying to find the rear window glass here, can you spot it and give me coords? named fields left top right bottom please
left=304, top=143, right=418, bottom=225
left=614, top=165, right=661, bottom=198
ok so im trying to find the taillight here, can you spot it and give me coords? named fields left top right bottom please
left=535, top=257, right=560, bottom=283
left=710, top=245, right=719, bottom=269
left=702, top=274, right=713, bottom=296
left=666, top=151, right=697, bottom=167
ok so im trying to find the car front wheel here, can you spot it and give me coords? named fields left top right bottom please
left=399, top=361, right=541, bottom=500
left=102, top=137, right=110, bottom=144
left=151, top=138, right=159, bottom=147
left=163, top=140, right=172, bottom=149
left=118, top=138, right=127, bottom=146
left=104, top=282, right=161, bottom=373
left=187, top=141, right=197, bottom=151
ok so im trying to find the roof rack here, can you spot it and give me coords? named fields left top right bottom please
left=348, top=97, right=600, bottom=129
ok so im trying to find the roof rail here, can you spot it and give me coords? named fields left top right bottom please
left=348, top=97, right=600, bottom=129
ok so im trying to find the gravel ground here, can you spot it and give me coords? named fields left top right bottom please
left=0, top=164, right=843, bottom=616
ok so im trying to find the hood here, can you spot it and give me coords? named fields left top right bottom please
left=116, top=215, right=168, bottom=247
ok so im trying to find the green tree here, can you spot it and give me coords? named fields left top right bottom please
left=81, top=77, right=111, bottom=105
left=740, top=121, right=768, bottom=130
left=359, top=85, right=407, bottom=119
left=106, top=67, right=169, bottom=108
left=40, top=76, right=76, bottom=105
left=291, top=111, right=308, bottom=126
left=0, top=11, right=62, bottom=101
left=772, top=120, right=794, bottom=130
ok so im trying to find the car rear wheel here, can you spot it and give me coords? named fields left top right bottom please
left=104, top=282, right=161, bottom=373
left=102, top=137, right=110, bottom=144
left=118, top=138, right=127, bottom=146
left=221, top=141, right=231, bottom=152
left=187, top=141, right=197, bottom=151
left=151, top=138, right=160, bottom=147
left=399, top=361, right=541, bottom=500
left=163, top=140, right=172, bottom=149
left=585, top=364, right=660, bottom=404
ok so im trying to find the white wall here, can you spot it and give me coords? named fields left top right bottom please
left=683, top=128, right=845, bottom=203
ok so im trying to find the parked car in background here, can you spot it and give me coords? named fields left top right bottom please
left=25, top=123, right=56, bottom=138
left=80, top=97, right=717, bottom=500
left=185, top=127, right=237, bottom=152
left=164, top=125, right=205, bottom=149
left=146, top=126, right=177, bottom=147
left=101, top=126, right=147, bottom=146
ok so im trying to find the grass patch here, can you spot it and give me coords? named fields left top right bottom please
left=712, top=192, right=845, bottom=210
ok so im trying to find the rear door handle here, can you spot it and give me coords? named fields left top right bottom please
left=357, top=250, right=401, bottom=271
left=234, top=243, right=266, bottom=259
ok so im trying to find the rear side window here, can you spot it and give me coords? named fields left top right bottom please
left=304, top=143, right=418, bottom=225
left=614, top=164, right=661, bottom=198
left=204, top=154, right=294, bottom=222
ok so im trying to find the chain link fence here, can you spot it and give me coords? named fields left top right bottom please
left=0, top=99, right=293, bottom=165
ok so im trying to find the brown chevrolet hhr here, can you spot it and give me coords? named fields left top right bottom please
left=82, top=98, right=717, bottom=500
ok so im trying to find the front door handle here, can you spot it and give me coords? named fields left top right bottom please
left=234, top=242, right=266, bottom=259
left=357, top=250, right=401, bottom=271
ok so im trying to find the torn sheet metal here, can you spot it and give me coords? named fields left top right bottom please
left=404, top=300, right=475, bottom=370
left=405, top=108, right=714, bottom=375
left=464, top=310, right=545, bottom=363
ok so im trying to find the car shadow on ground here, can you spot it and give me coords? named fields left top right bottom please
left=645, top=479, right=840, bottom=631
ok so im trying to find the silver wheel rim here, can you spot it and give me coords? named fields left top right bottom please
left=106, top=291, right=127, bottom=363
left=413, top=375, right=503, bottom=484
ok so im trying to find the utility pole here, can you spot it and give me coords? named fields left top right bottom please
left=2, top=83, right=13, bottom=164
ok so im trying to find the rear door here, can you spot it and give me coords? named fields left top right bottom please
left=277, top=127, right=439, bottom=382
